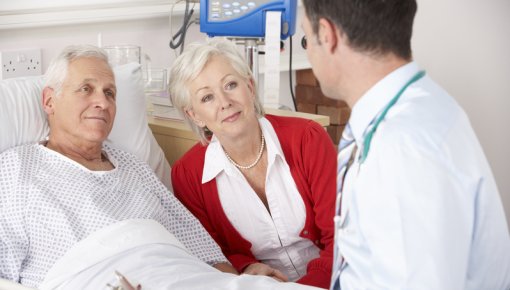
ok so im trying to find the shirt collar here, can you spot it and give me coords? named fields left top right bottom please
left=202, top=135, right=229, bottom=184
left=349, top=61, right=420, bottom=144
left=259, top=117, right=285, bottom=169
left=202, top=116, right=284, bottom=184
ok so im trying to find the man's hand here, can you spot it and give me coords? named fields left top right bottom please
left=243, top=262, right=289, bottom=282
left=106, top=270, right=141, bottom=290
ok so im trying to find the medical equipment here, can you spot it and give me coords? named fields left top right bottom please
left=199, top=0, right=297, bottom=108
left=199, top=0, right=296, bottom=39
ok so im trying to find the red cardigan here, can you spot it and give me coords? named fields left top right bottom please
left=171, top=115, right=337, bottom=289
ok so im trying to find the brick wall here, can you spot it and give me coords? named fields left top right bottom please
left=295, top=69, right=351, bottom=145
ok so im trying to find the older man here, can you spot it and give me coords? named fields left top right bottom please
left=300, top=1, right=510, bottom=289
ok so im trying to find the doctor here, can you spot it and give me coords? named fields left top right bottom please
left=300, top=0, right=510, bottom=289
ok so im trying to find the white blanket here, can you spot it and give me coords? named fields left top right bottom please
left=40, top=219, right=320, bottom=290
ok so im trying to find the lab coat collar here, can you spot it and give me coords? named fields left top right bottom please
left=349, top=62, right=421, bottom=145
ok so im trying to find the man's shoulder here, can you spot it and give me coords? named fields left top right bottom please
left=103, top=143, right=144, bottom=164
left=1, top=142, right=40, bottom=160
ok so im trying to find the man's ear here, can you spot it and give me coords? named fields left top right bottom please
left=318, top=18, right=340, bottom=54
left=185, top=109, right=205, bottom=128
left=42, top=87, right=56, bottom=115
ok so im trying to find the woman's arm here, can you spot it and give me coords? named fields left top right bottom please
left=213, top=262, right=239, bottom=274
left=295, top=121, right=337, bottom=288
left=171, top=156, right=259, bottom=272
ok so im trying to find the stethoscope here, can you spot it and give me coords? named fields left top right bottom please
left=333, top=70, right=427, bottom=269
left=358, top=70, right=426, bottom=164
left=332, top=71, right=425, bottom=279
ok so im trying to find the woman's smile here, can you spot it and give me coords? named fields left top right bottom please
left=222, top=111, right=241, bottom=123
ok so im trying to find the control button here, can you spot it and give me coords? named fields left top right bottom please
left=232, top=1, right=240, bottom=6
left=222, top=3, right=231, bottom=8
left=211, top=7, right=220, bottom=12
left=247, top=2, right=256, bottom=7
left=233, top=8, right=241, bottom=13
left=224, top=10, right=233, bottom=16
left=212, top=1, right=220, bottom=6
left=240, top=5, right=248, bottom=10
left=210, top=13, right=220, bottom=19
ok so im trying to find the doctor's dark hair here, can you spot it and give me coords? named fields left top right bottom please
left=169, top=38, right=264, bottom=145
left=44, top=45, right=110, bottom=97
left=302, top=0, right=417, bottom=60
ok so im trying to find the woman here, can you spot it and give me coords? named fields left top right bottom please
left=169, top=39, right=336, bottom=289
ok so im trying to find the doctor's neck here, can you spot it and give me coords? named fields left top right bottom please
left=340, top=51, right=411, bottom=109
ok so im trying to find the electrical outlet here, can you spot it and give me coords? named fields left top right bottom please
left=1, top=49, right=42, bottom=80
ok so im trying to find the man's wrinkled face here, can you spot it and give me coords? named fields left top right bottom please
left=46, top=57, right=117, bottom=145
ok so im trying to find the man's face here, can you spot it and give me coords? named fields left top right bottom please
left=46, top=57, right=116, bottom=146
left=302, top=12, right=346, bottom=101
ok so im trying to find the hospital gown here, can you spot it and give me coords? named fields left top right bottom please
left=0, top=143, right=226, bottom=288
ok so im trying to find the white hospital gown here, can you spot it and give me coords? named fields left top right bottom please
left=0, top=143, right=226, bottom=288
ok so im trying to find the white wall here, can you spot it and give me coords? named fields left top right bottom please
left=1, top=0, right=509, bottom=228
left=413, top=0, right=510, bottom=228
left=0, top=16, right=203, bottom=73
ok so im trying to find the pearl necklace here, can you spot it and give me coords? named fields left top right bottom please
left=223, top=133, right=265, bottom=170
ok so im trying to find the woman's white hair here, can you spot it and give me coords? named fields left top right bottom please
left=169, top=38, right=264, bottom=145
left=44, top=44, right=109, bottom=97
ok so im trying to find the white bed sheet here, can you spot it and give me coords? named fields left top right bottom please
left=0, top=279, right=33, bottom=290
left=39, top=219, right=320, bottom=290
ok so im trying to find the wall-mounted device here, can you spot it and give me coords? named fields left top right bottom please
left=199, top=0, right=297, bottom=109
left=200, top=0, right=297, bottom=40
left=0, top=49, right=42, bottom=80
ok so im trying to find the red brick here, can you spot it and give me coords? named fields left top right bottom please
left=296, top=103, right=317, bottom=114
left=295, top=85, right=347, bottom=107
left=327, top=124, right=345, bottom=145
left=296, top=69, right=319, bottom=86
left=317, top=105, right=351, bottom=125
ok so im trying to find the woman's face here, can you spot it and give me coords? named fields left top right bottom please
left=186, top=55, right=257, bottom=140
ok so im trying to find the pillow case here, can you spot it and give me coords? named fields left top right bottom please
left=0, top=62, right=171, bottom=189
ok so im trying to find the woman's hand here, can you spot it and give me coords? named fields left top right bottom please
left=213, top=262, right=239, bottom=274
left=243, top=263, right=289, bottom=282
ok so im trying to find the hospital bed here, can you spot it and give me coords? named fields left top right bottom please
left=0, top=63, right=321, bottom=290
left=0, top=279, right=32, bottom=290
left=0, top=62, right=171, bottom=289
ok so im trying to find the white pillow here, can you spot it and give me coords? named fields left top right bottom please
left=0, top=62, right=171, bottom=189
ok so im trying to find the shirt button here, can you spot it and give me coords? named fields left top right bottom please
left=303, top=230, right=309, bottom=235
left=315, top=240, right=320, bottom=245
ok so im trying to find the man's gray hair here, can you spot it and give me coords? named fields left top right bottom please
left=169, top=38, right=264, bottom=145
left=44, top=45, right=109, bottom=97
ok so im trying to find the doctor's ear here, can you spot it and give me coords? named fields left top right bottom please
left=318, top=18, right=339, bottom=53
left=185, top=109, right=206, bottom=128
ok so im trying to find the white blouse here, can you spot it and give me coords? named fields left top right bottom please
left=202, top=117, right=320, bottom=281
